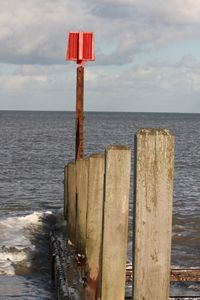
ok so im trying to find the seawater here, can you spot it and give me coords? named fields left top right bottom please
left=0, top=111, right=199, bottom=299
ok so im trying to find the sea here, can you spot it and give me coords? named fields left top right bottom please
left=0, top=111, right=199, bottom=299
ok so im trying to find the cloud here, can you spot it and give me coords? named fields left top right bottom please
left=91, top=3, right=133, bottom=19
left=0, top=0, right=200, bottom=112
left=0, top=74, right=48, bottom=94
left=0, top=0, right=91, bottom=65
left=84, top=55, right=200, bottom=97
left=1, top=53, right=200, bottom=112
left=0, top=0, right=200, bottom=67
left=2, top=54, right=200, bottom=94
left=139, top=0, right=200, bottom=25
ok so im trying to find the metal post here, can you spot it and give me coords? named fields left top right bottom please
left=76, top=66, right=84, bottom=160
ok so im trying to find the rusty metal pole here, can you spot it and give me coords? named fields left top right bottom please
left=75, top=65, right=84, bottom=160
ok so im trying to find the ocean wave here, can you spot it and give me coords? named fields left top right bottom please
left=0, top=210, right=61, bottom=276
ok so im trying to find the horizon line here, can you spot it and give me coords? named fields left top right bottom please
left=0, top=109, right=200, bottom=115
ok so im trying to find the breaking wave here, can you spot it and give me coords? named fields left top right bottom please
left=0, top=210, right=63, bottom=276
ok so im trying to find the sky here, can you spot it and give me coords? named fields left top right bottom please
left=0, top=0, right=200, bottom=112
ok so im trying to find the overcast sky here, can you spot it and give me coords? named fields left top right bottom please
left=0, top=0, right=200, bottom=112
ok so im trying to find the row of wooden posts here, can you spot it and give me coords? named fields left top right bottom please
left=63, top=128, right=174, bottom=300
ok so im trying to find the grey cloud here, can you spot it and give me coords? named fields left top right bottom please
left=91, top=3, right=134, bottom=19
left=0, top=0, right=200, bottom=71
left=0, top=0, right=90, bottom=65
left=1, top=55, right=200, bottom=112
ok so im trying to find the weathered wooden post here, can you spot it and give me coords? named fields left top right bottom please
left=67, top=161, right=76, bottom=244
left=101, top=146, right=131, bottom=300
left=63, top=165, right=68, bottom=220
left=86, top=154, right=105, bottom=299
left=133, top=129, right=174, bottom=300
left=76, top=159, right=89, bottom=254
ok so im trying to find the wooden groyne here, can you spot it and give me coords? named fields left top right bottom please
left=51, top=128, right=200, bottom=300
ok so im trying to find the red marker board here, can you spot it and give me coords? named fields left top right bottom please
left=66, top=32, right=95, bottom=65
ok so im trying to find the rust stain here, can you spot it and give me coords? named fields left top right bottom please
left=86, top=274, right=100, bottom=300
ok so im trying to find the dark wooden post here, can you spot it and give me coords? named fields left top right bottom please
left=75, top=158, right=89, bottom=254
left=76, top=66, right=84, bottom=160
left=67, top=161, right=76, bottom=244
left=63, top=165, right=68, bottom=220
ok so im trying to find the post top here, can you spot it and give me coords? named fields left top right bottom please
left=106, top=145, right=131, bottom=151
left=76, top=158, right=89, bottom=162
left=137, top=128, right=173, bottom=136
left=89, top=153, right=104, bottom=159
left=68, top=160, right=75, bottom=166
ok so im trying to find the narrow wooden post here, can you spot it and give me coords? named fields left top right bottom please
left=86, top=154, right=105, bottom=299
left=101, top=146, right=131, bottom=300
left=63, top=165, right=68, bottom=220
left=76, top=159, right=88, bottom=254
left=75, top=66, right=84, bottom=160
left=67, top=161, right=76, bottom=244
left=133, top=129, right=174, bottom=300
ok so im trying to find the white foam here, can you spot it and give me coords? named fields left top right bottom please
left=0, top=251, right=27, bottom=262
left=0, top=260, right=15, bottom=275
left=1, top=211, right=49, bottom=227
left=188, top=284, right=200, bottom=290
left=0, top=211, right=53, bottom=276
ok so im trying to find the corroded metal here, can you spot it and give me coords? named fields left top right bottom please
left=125, top=265, right=200, bottom=283
left=75, top=66, right=84, bottom=160
left=125, top=297, right=200, bottom=300
left=125, top=296, right=200, bottom=300
left=171, top=269, right=200, bottom=282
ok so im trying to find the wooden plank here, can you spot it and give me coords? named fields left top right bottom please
left=76, top=159, right=89, bottom=254
left=101, top=145, right=131, bottom=300
left=133, top=129, right=174, bottom=300
left=86, top=154, right=105, bottom=299
left=67, top=161, right=76, bottom=244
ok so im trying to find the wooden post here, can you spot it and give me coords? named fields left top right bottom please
left=86, top=154, right=105, bottom=299
left=67, top=161, right=76, bottom=244
left=76, top=159, right=88, bottom=254
left=64, top=165, right=68, bottom=220
left=133, top=129, right=174, bottom=300
left=75, top=66, right=84, bottom=160
left=101, top=146, right=131, bottom=300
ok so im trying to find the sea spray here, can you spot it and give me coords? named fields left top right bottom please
left=0, top=210, right=64, bottom=276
